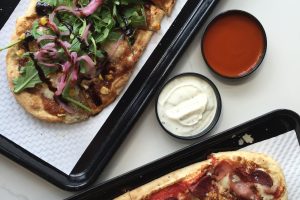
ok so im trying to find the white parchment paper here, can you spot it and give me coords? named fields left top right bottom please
left=0, top=0, right=187, bottom=174
left=241, top=130, right=300, bottom=199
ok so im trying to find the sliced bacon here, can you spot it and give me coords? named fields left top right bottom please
left=213, top=160, right=233, bottom=181
left=233, top=167, right=252, bottom=182
left=229, top=175, right=259, bottom=200
left=189, top=175, right=213, bottom=198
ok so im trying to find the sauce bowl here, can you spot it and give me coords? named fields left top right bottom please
left=155, top=73, right=222, bottom=140
left=201, top=10, right=267, bottom=79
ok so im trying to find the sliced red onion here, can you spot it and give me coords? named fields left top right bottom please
left=54, top=96, right=75, bottom=114
left=73, top=0, right=79, bottom=6
left=55, top=74, right=67, bottom=96
left=34, top=43, right=59, bottom=62
left=60, top=29, right=71, bottom=36
left=62, top=41, right=71, bottom=49
left=47, top=12, right=59, bottom=34
left=60, top=61, right=72, bottom=72
left=71, top=52, right=78, bottom=63
left=108, top=34, right=124, bottom=58
left=77, top=55, right=96, bottom=76
left=49, top=11, right=55, bottom=21
left=82, top=23, right=91, bottom=46
left=37, top=35, right=56, bottom=44
left=42, top=42, right=56, bottom=48
left=55, top=6, right=81, bottom=16
left=78, top=0, right=103, bottom=16
left=39, top=62, right=58, bottom=68
left=56, top=39, right=72, bottom=59
left=55, top=0, right=103, bottom=17
left=71, top=64, right=79, bottom=82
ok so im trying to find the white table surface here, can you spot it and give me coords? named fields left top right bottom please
left=1, top=0, right=300, bottom=199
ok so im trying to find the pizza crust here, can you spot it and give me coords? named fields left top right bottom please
left=151, top=0, right=176, bottom=15
left=116, top=160, right=211, bottom=200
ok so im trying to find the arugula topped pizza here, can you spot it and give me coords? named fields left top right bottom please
left=5, top=0, right=175, bottom=123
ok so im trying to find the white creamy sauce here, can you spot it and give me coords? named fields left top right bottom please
left=157, top=75, right=218, bottom=137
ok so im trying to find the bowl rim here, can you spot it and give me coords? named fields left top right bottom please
left=201, top=9, right=268, bottom=79
left=155, top=72, right=222, bottom=140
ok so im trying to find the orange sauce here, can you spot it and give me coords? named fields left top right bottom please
left=202, top=11, right=266, bottom=78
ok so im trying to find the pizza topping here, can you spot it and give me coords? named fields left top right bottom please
left=189, top=175, right=214, bottom=198
left=229, top=178, right=259, bottom=200
left=55, top=0, right=103, bottom=17
left=148, top=182, right=188, bottom=200
left=87, top=83, right=102, bottom=106
left=36, top=1, right=53, bottom=16
left=250, top=169, right=273, bottom=187
left=213, top=160, right=233, bottom=181
left=100, top=86, right=110, bottom=95
left=212, top=158, right=280, bottom=199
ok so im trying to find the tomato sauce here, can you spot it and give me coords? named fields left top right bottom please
left=202, top=11, right=266, bottom=78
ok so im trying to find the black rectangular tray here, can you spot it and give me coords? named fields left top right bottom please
left=66, top=109, right=300, bottom=200
left=0, top=0, right=219, bottom=191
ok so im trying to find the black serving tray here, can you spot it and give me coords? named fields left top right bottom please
left=66, top=109, right=300, bottom=200
left=0, top=0, right=219, bottom=191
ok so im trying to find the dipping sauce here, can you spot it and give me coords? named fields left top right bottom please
left=202, top=10, right=267, bottom=78
left=156, top=73, right=221, bottom=139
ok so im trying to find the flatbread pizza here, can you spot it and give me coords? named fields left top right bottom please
left=115, top=151, right=287, bottom=200
left=5, top=0, right=176, bottom=123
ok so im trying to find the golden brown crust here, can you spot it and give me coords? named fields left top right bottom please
left=114, top=192, right=132, bottom=200
left=123, top=160, right=211, bottom=200
left=6, top=0, right=169, bottom=123
left=151, top=0, right=176, bottom=15
left=115, top=151, right=287, bottom=200
left=146, top=4, right=165, bottom=31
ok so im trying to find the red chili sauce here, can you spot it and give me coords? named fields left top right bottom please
left=202, top=11, right=266, bottom=78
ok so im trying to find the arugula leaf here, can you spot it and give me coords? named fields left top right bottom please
left=31, top=20, right=43, bottom=39
left=62, top=79, right=92, bottom=112
left=13, top=60, right=57, bottom=93
left=123, top=5, right=146, bottom=27
left=13, top=60, right=41, bottom=93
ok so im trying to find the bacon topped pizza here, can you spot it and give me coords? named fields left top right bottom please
left=115, top=151, right=287, bottom=200
left=5, top=0, right=175, bottom=123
